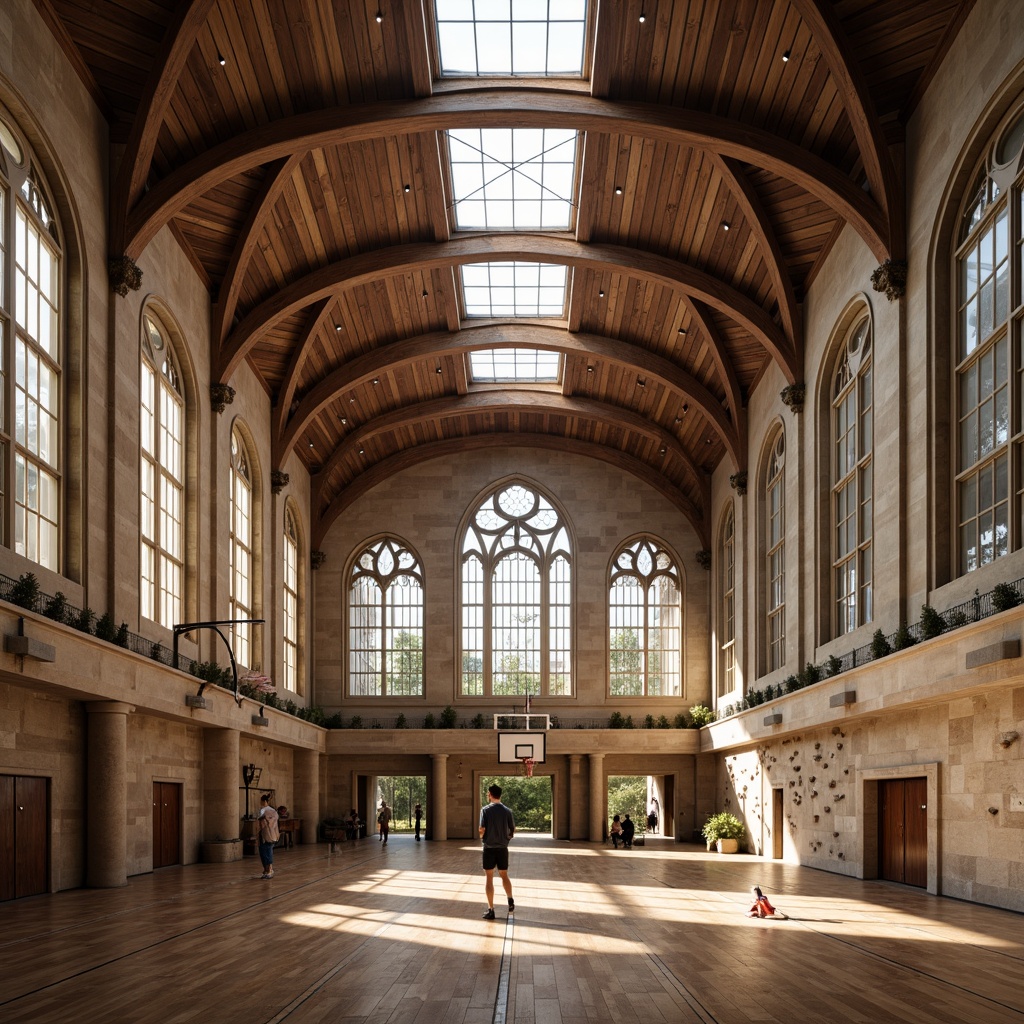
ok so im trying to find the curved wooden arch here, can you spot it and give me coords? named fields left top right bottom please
left=274, top=323, right=742, bottom=470
left=313, top=391, right=709, bottom=505
left=110, top=0, right=217, bottom=252
left=313, top=433, right=708, bottom=550
left=712, top=154, right=801, bottom=347
left=790, top=0, right=904, bottom=259
left=216, top=235, right=796, bottom=383
left=212, top=155, right=303, bottom=346
left=122, top=92, right=890, bottom=262
left=272, top=298, right=334, bottom=444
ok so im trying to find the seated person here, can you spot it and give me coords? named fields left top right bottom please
left=747, top=886, right=778, bottom=918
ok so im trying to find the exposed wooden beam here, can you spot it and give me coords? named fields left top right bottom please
left=790, top=0, right=904, bottom=258
left=713, top=154, right=800, bottom=349
left=216, top=235, right=796, bottom=385
left=124, top=92, right=890, bottom=263
left=212, top=156, right=301, bottom=346
left=276, top=323, right=740, bottom=469
left=110, top=0, right=217, bottom=255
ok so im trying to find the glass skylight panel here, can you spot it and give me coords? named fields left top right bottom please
left=461, top=262, right=567, bottom=317
left=449, top=128, right=577, bottom=231
left=470, top=348, right=562, bottom=383
left=436, top=0, right=587, bottom=77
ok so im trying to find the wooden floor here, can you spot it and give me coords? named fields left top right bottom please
left=2, top=835, right=1023, bottom=1024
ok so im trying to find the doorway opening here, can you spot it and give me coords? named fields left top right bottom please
left=481, top=775, right=552, bottom=834
left=376, top=776, right=427, bottom=836
left=608, top=775, right=670, bottom=838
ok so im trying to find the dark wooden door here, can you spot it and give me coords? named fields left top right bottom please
left=661, top=775, right=674, bottom=838
left=1, top=775, right=49, bottom=901
left=152, top=782, right=181, bottom=868
left=879, top=778, right=927, bottom=887
left=772, top=789, right=784, bottom=859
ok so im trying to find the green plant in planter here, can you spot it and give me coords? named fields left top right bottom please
left=9, top=572, right=41, bottom=611
left=701, top=812, right=746, bottom=847
left=870, top=628, right=892, bottom=659
left=439, top=704, right=457, bottom=729
left=471, top=713, right=485, bottom=729
left=73, top=607, right=95, bottom=634
left=892, top=622, right=917, bottom=651
left=919, top=604, right=945, bottom=640
left=825, top=654, right=842, bottom=678
left=43, top=591, right=70, bottom=624
left=396, top=713, right=408, bottom=729
left=94, top=612, right=117, bottom=643
left=688, top=703, right=714, bottom=727
left=992, top=582, right=1022, bottom=611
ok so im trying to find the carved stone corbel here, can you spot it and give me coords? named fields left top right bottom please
left=109, top=255, right=143, bottom=297
left=870, top=258, right=908, bottom=301
left=729, top=471, right=747, bottom=496
left=695, top=549, right=712, bottom=570
left=780, top=383, right=805, bottom=413
left=271, top=470, right=290, bottom=494
left=210, top=383, right=236, bottom=414
left=311, top=550, right=326, bottom=570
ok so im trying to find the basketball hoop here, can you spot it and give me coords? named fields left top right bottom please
left=520, top=756, right=535, bottom=778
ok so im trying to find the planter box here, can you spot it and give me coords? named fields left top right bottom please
left=201, top=840, right=243, bottom=863
left=716, top=838, right=739, bottom=854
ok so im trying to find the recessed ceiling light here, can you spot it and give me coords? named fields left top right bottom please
left=334, top=324, right=342, bottom=332
left=404, top=184, right=411, bottom=193
left=782, top=49, right=791, bottom=62
left=598, top=289, right=605, bottom=298
left=436, top=365, right=443, bottom=375
left=722, top=222, right=730, bottom=231
left=375, top=10, right=382, bottom=23
left=682, top=403, right=689, bottom=414
left=614, top=186, right=623, bottom=195
left=217, top=53, right=226, bottom=66
left=659, top=447, right=666, bottom=455
left=637, top=378, right=645, bottom=388
left=372, top=378, right=379, bottom=385
left=678, top=327, right=687, bottom=335
left=639, top=13, right=646, bottom=23
left=587, top=366, right=594, bottom=373
left=308, top=442, right=314, bottom=449
left=422, top=290, right=428, bottom=299
left=350, top=397, right=356, bottom=404
left=359, top=447, right=365, bottom=454
left=340, top=417, right=347, bottom=425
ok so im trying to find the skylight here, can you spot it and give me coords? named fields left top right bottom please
left=448, top=128, right=577, bottom=230
left=469, top=348, right=562, bottom=383
left=461, top=262, right=567, bottom=317
left=435, top=0, right=587, bottom=77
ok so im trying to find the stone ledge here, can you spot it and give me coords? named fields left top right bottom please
left=4, top=633, right=56, bottom=662
left=829, top=690, right=857, bottom=707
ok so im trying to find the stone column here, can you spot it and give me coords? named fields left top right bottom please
left=430, top=753, right=448, bottom=841
left=294, top=748, right=320, bottom=845
left=588, top=752, right=605, bottom=842
left=203, top=728, right=240, bottom=842
left=568, top=754, right=584, bottom=839
left=85, top=701, right=135, bottom=887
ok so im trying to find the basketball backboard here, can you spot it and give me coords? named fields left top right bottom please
left=497, top=731, right=547, bottom=764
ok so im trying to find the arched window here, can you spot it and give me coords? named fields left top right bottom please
left=348, top=536, right=424, bottom=696
left=765, top=429, right=786, bottom=672
left=832, top=316, right=873, bottom=636
left=229, top=426, right=254, bottom=667
left=954, top=105, right=1024, bottom=575
left=609, top=536, right=682, bottom=697
left=282, top=505, right=300, bottom=693
left=140, top=312, right=184, bottom=627
left=718, top=505, right=736, bottom=697
left=460, top=481, right=572, bottom=697
left=0, top=114, right=62, bottom=570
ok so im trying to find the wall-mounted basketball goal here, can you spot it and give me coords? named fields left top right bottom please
left=496, top=713, right=548, bottom=777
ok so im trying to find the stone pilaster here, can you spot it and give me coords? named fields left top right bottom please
left=431, top=753, right=449, bottom=841
left=294, top=748, right=320, bottom=845
left=86, top=701, right=135, bottom=887
left=588, top=752, right=605, bottom=842
left=203, top=727, right=240, bottom=844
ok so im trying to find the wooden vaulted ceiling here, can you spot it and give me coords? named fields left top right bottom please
left=39, top=0, right=976, bottom=547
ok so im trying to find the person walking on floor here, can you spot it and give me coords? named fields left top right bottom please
left=414, top=802, right=423, bottom=840
left=256, top=794, right=279, bottom=879
left=377, top=800, right=392, bottom=844
left=479, top=783, right=515, bottom=920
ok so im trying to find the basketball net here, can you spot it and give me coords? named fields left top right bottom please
left=520, top=757, right=535, bottom=778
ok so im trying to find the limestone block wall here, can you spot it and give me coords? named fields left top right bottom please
left=314, top=446, right=709, bottom=721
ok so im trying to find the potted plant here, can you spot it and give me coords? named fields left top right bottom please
left=701, top=812, right=746, bottom=853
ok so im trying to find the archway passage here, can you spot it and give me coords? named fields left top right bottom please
left=480, top=775, right=552, bottom=835
left=376, top=776, right=427, bottom=837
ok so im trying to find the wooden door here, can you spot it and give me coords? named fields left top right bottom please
left=661, top=775, right=674, bottom=838
left=152, top=782, right=181, bottom=869
left=772, top=789, right=784, bottom=859
left=1, top=775, right=49, bottom=901
left=879, top=778, right=927, bottom=887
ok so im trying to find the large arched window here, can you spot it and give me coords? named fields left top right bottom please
left=0, top=114, right=62, bottom=571
left=348, top=536, right=424, bottom=697
left=609, top=536, right=682, bottom=697
left=954, top=105, right=1024, bottom=575
left=282, top=504, right=300, bottom=693
left=140, top=312, right=184, bottom=627
left=832, top=316, right=873, bottom=636
left=229, top=426, right=254, bottom=667
left=764, top=429, right=786, bottom=672
left=717, top=505, right=736, bottom=698
left=460, top=481, right=572, bottom=697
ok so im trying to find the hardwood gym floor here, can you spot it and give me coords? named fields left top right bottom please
left=1, top=835, right=1022, bottom=1024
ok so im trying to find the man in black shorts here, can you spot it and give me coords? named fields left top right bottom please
left=479, top=783, right=515, bottom=920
